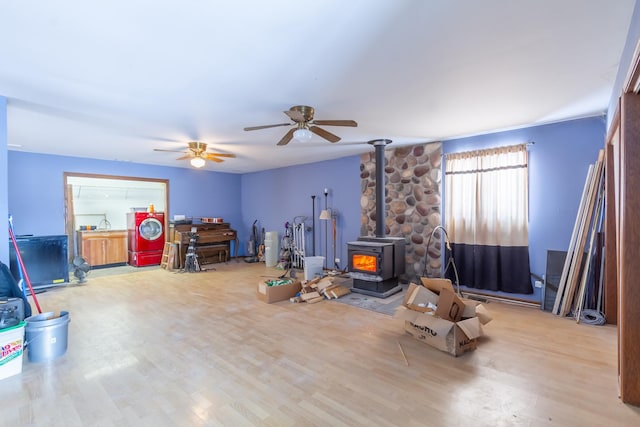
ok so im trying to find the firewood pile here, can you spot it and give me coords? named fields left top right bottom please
left=289, top=276, right=351, bottom=304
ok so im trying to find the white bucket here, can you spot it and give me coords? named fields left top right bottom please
left=265, top=231, right=278, bottom=242
left=0, top=321, right=25, bottom=380
left=264, top=231, right=279, bottom=267
left=25, top=311, right=70, bottom=363
left=304, top=256, right=325, bottom=280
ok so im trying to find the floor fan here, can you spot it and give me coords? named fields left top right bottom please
left=72, top=256, right=91, bottom=283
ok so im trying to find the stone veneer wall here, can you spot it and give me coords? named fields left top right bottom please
left=360, top=142, right=442, bottom=284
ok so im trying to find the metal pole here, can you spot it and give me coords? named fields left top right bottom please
left=367, top=139, right=392, bottom=237
left=311, top=195, right=316, bottom=256
left=332, top=213, right=337, bottom=270
left=324, top=188, right=328, bottom=268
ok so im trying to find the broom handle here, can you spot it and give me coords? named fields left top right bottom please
left=8, top=224, right=43, bottom=314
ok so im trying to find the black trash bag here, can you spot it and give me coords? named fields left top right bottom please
left=0, top=261, right=32, bottom=318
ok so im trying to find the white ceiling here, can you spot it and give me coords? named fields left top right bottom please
left=1, top=1, right=636, bottom=173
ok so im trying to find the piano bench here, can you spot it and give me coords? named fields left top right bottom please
left=196, top=244, right=230, bottom=264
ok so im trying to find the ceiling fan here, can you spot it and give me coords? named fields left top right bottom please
left=244, top=105, right=357, bottom=146
left=154, top=142, right=236, bottom=168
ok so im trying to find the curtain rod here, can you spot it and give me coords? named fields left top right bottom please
left=445, top=142, right=533, bottom=159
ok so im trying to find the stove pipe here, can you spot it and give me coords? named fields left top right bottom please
left=368, top=139, right=392, bottom=238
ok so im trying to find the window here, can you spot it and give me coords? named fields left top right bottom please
left=444, top=144, right=532, bottom=293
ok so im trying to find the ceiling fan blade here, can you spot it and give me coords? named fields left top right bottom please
left=206, top=152, right=236, bottom=158
left=244, top=123, right=291, bottom=131
left=309, top=126, right=341, bottom=143
left=176, top=154, right=193, bottom=160
left=284, top=109, right=306, bottom=122
left=312, top=119, right=358, bottom=127
left=203, top=154, right=224, bottom=163
left=277, top=128, right=296, bottom=146
left=154, top=148, right=187, bottom=153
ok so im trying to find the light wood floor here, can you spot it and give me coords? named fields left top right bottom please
left=1, top=261, right=638, bottom=426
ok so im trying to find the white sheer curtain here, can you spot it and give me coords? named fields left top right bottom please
left=445, top=144, right=531, bottom=293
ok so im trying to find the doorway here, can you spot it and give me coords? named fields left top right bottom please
left=63, top=172, right=169, bottom=262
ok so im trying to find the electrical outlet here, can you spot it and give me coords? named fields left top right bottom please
left=534, top=280, right=543, bottom=288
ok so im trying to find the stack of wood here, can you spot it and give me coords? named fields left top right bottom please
left=552, top=149, right=606, bottom=322
left=160, top=243, right=178, bottom=271
left=290, top=276, right=351, bottom=304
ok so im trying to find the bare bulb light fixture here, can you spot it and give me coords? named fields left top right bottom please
left=293, top=127, right=313, bottom=142
left=190, top=157, right=206, bottom=168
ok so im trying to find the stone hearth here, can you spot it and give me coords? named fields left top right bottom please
left=360, top=142, right=442, bottom=283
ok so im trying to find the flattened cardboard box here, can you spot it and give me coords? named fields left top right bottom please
left=420, top=277, right=454, bottom=294
left=420, top=277, right=480, bottom=318
left=434, top=287, right=466, bottom=322
left=257, top=280, right=302, bottom=303
left=395, top=282, right=491, bottom=356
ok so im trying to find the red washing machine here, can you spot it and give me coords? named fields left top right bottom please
left=127, top=211, right=165, bottom=267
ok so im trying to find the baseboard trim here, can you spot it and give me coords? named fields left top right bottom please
left=460, top=290, right=540, bottom=308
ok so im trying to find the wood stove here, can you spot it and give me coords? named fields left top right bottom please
left=348, top=240, right=393, bottom=282
left=348, top=139, right=405, bottom=298
left=347, top=237, right=405, bottom=297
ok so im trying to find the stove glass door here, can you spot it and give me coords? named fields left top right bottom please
left=352, top=253, right=378, bottom=273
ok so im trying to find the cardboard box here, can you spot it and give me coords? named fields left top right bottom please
left=257, top=279, right=301, bottom=304
left=420, top=277, right=479, bottom=319
left=420, top=277, right=454, bottom=294
left=405, top=282, right=439, bottom=309
left=394, top=282, right=491, bottom=356
left=435, top=287, right=465, bottom=322
left=403, top=314, right=480, bottom=356
left=0, top=321, right=25, bottom=380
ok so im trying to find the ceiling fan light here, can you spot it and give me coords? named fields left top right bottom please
left=293, top=128, right=313, bottom=142
left=190, top=157, right=206, bottom=168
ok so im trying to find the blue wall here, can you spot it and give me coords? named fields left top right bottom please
left=239, top=116, right=605, bottom=303
left=4, top=116, right=608, bottom=304
left=6, top=151, right=243, bottom=254
left=443, top=116, right=606, bottom=301
left=608, top=0, right=640, bottom=128
left=0, top=97, right=7, bottom=263
left=241, top=155, right=362, bottom=269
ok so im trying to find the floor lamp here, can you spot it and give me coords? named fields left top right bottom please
left=311, top=195, right=316, bottom=256
left=319, top=207, right=337, bottom=271
left=321, top=188, right=328, bottom=268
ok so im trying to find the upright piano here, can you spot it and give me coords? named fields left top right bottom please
left=170, top=222, right=238, bottom=267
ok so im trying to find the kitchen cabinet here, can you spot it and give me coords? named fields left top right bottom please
left=77, top=230, right=127, bottom=267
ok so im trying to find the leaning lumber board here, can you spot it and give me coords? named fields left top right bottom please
left=560, top=161, right=599, bottom=316
left=306, top=296, right=325, bottom=304
left=560, top=150, right=604, bottom=316
left=575, top=166, right=606, bottom=322
left=553, top=164, right=594, bottom=314
left=561, top=158, right=602, bottom=308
